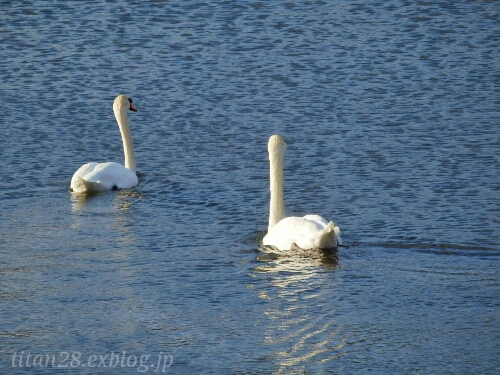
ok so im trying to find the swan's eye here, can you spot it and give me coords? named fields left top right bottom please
left=128, top=98, right=133, bottom=104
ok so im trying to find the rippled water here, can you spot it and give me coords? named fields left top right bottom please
left=1, top=1, right=499, bottom=374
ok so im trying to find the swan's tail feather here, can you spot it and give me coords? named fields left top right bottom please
left=334, top=225, right=342, bottom=246
left=70, top=177, right=106, bottom=193
left=316, top=221, right=341, bottom=249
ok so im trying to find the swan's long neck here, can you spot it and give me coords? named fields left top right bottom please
left=269, top=146, right=286, bottom=232
left=115, top=107, right=136, bottom=173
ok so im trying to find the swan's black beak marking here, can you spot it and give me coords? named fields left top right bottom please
left=128, top=97, right=137, bottom=112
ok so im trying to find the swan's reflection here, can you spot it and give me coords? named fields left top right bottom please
left=69, top=190, right=141, bottom=248
left=253, top=246, right=347, bottom=371
left=255, top=245, right=339, bottom=275
left=68, top=189, right=146, bottom=338
left=70, top=189, right=142, bottom=213
left=70, top=190, right=101, bottom=213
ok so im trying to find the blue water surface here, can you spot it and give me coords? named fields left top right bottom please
left=1, top=1, right=499, bottom=374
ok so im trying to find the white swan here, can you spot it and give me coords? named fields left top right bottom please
left=70, top=95, right=139, bottom=193
left=262, top=134, right=342, bottom=251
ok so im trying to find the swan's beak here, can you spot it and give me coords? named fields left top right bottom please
left=129, top=104, right=137, bottom=112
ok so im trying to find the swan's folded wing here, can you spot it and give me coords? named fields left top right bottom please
left=71, top=162, right=137, bottom=192
left=303, top=214, right=329, bottom=228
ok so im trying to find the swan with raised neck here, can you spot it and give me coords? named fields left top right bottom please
left=70, top=95, right=139, bottom=193
left=263, top=134, right=342, bottom=251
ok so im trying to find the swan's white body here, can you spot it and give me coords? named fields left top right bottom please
left=70, top=95, right=138, bottom=193
left=262, top=135, right=341, bottom=251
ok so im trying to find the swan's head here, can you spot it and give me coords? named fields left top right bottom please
left=113, top=95, right=137, bottom=114
left=268, top=134, right=286, bottom=160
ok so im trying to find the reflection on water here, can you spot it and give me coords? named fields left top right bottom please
left=70, top=189, right=142, bottom=213
left=113, top=190, right=142, bottom=211
left=70, top=189, right=141, bottom=248
left=253, top=247, right=347, bottom=371
left=69, top=190, right=100, bottom=213
left=111, top=190, right=141, bottom=248
left=256, top=245, right=339, bottom=273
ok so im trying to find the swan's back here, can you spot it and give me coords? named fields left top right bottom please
left=263, top=215, right=341, bottom=251
left=70, top=162, right=138, bottom=193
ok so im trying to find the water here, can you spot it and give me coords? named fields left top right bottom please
left=1, top=1, right=499, bottom=374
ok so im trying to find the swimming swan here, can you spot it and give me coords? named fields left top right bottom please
left=70, top=95, right=138, bottom=193
left=262, top=134, right=341, bottom=251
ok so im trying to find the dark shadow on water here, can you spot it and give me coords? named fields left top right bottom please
left=69, top=190, right=102, bottom=212
left=69, top=188, right=142, bottom=213
left=244, top=229, right=341, bottom=270
left=256, top=244, right=340, bottom=271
